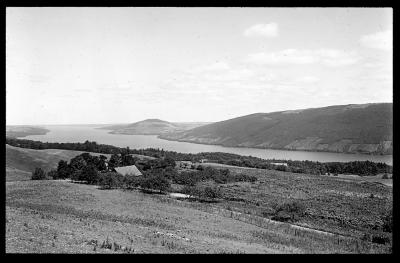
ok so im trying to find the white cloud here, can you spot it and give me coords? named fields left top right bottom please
left=296, top=76, right=320, bottom=83
left=244, top=23, right=278, bottom=38
left=360, top=30, right=392, bottom=51
left=245, top=48, right=359, bottom=67
left=188, top=61, right=230, bottom=74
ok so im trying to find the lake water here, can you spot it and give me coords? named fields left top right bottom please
left=21, top=125, right=393, bottom=165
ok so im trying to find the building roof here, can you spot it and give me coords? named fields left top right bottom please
left=114, top=165, right=142, bottom=176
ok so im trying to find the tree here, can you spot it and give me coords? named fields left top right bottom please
left=139, top=174, right=170, bottom=193
left=80, top=164, right=99, bottom=184
left=57, top=160, right=71, bottom=179
left=98, top=172, right=124, bottom=189
left=47, top=169, right=59, bottom=180
left=32, top=167, right=46, bottom=180
left=108, top=154, right=121, bottom=170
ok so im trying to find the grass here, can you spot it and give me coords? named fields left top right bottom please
left=5, top=147, right=392, bottom=253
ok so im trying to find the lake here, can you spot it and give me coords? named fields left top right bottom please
left=21, top=125, right=393, bottom=165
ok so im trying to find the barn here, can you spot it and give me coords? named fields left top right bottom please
left=114, top=165, right=143, bottom=176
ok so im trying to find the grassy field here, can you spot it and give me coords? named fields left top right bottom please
left=6, top=148, right=392, bottom=253
left=193, top=163, right=392, bottom=241
left=7, top=180, right=304, bottom=253
left=6, top=177, right=391, bottom=253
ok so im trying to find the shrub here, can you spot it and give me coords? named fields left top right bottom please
left=371, top=234, right=391, bottom=244
left=139, top=174, right=171, bottom=193
left=272, top=200, right=306, bottom=222
left=182, top=181, right=222, bottom=200
left=47, top=169, right=59, bottom=180
left=382, top=173, right=389, bottom=179
left=98, top=172, right=124, bottom=189
left=123, top=175, right=142, bottom=189
left=57, top=160, right=71, bottom=179
left=80, top=164, right=99, bottom=184
left=382, top=209, right=392, bottom=232
left=233, top=173, right=257, bottom=182
left=31, top=167, right=47, bottom=180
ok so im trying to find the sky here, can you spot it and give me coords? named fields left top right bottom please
left=6, top=7, right=392, bottom=125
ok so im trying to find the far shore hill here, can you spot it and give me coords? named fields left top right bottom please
left=6, top=125, right=50, bottom=138
left=7, top=103, right=392, bottom=155
left=97, top=119, right=212, bottom=135
left=158, top=103, right=392, bottom=155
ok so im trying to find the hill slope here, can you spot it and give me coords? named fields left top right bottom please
left=5, top=145, right=112, bottom=181
left=99, top=119, right=210, bottom=135
left=5, top=145, right=156, bottom=182
left=160, top=103, right=392, bottom=155
left=6, top=126, right=50, bottom=138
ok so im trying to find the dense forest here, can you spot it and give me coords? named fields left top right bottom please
left=6, top=137, right=392, bottom=176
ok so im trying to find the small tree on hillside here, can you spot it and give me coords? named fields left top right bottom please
left=32, top=167, right=46, bottom=180
left=57, top=160, right=71, bottom=179
left=47, top=169, right=59, bottom=180
left=139, top=174, right=170, bottom=193
left=80, top=164, right=99, bottom=184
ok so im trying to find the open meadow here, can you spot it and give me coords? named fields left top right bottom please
left=6, top=156, right=392, bottom=253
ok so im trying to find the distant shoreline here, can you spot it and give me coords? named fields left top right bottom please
left=157, top=135, right=393, bottom=157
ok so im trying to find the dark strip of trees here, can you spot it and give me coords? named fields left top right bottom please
left=7, top=137, right=392, bottom=176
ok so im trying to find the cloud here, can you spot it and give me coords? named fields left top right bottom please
left=244, top=23, right=278, bottom=38
left=360, top=30, right=392, bottom=51
left=296, top=76, right=320, bottom=83
left=245, top=48, right=359, bottom=67
left=187, top=61, right=230, bottom=74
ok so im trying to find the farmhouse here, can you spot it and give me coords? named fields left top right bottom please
left=114, top=165, right=142, bottom=176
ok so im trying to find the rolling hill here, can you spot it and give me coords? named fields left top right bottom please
left=6, top=125, right=50, bottom=138
left=5, top=144, right=111, bottom=181
left=160, top=103, right=392, bottom=155
left=98, top=119, right=210, bottom=135
left=5, top=145, right=155, bottom=182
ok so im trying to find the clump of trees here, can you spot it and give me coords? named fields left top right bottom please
left=9, top=137, right=392, bottom=176
left=98, top=172, right=125, bottom=189
left=170, top=166, right=257, bottom=186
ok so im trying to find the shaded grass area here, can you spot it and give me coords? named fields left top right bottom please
left=6, top=165, right=392, bottom=253
left=201, top=165, right=392, bottom=241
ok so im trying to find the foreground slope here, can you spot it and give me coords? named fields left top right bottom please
left=6, top=179, right=390, bottom=253
left=160, top=103, right=392, bottom=155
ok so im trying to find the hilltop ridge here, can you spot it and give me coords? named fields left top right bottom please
left=160, top=103, right=392, bottom=155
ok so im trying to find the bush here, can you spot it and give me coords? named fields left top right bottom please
left=47, top=169, right=59, bottom=180
left=272, top=200, right=306, bottom=222
left=98, top=172, right=124, bottom=189
left=31, top=167, right=47, bottom=180
left=382, top=209, right=392, bottom=232
left=123, top=175, right=142, bottom=189
left=57, top=160, right=71, bottom=179
left=382, top=173, right=390, bottom=179
left=371, top=234, right=391, bottom=244
left=182, top=181, right=222, bottom=200
left=233, top=173, right=257, bottom=182
left=139, top=174, right=171, bottom=193
left=80, top=164, right=99, bottom=184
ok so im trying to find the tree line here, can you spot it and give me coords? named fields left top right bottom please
left=8, top=137, right=392, bottom=176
